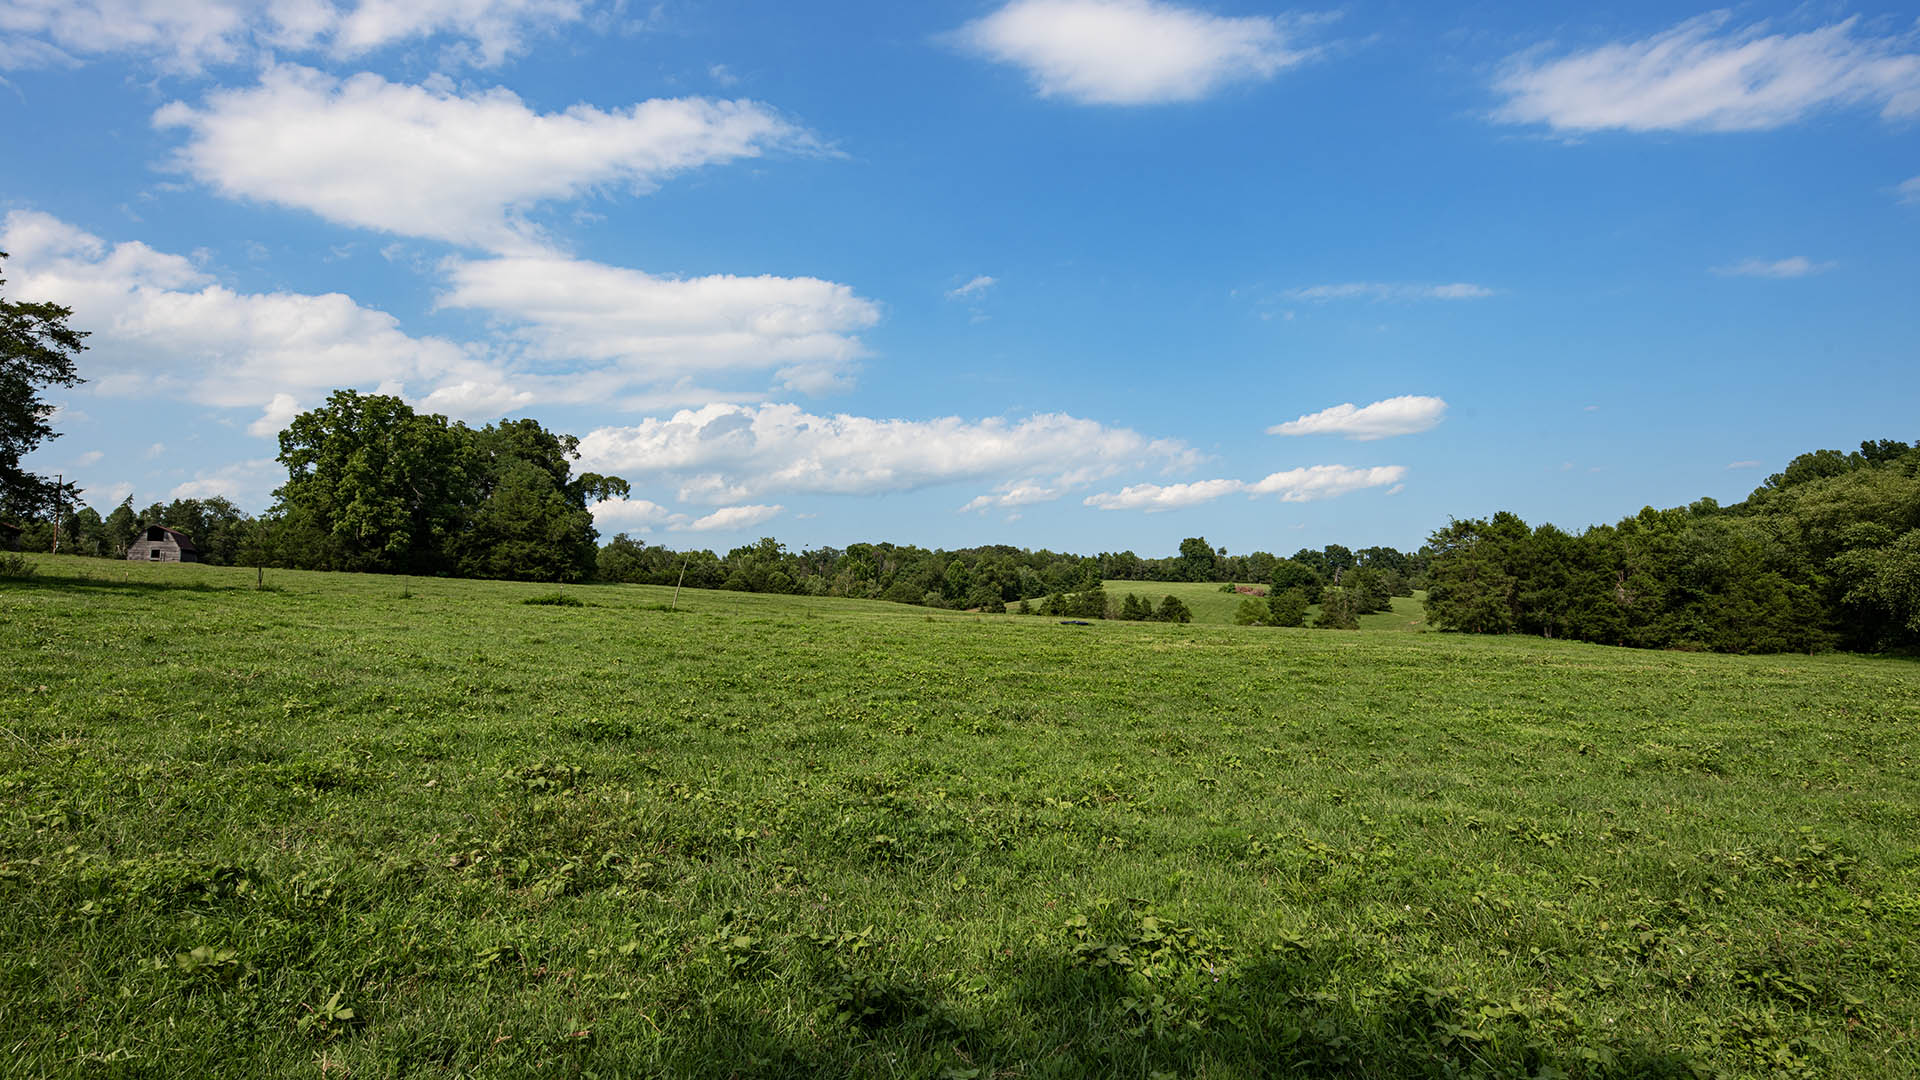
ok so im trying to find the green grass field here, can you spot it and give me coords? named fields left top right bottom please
left=1102, top=580, right=1428, bottom=630
left=4, top=555, right=1918, bottom=1078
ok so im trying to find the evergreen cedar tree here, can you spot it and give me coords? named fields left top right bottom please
left=0, top=251, right=86, bottom=518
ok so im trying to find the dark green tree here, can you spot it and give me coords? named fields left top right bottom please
left=1312, top=588, right=1360, bottom=629
left=1154, top=595, right=1193, bottom=623
left=1, top=251, right=87, bottom=517
left=1177, top=537, right=1216, bottom=582
left=275, top=391, right=477, bottom=574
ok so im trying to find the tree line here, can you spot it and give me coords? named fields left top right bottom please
left=1423, top=439, right=1920, bottom=653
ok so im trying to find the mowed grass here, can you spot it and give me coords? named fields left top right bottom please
left=3, top=555, right=1918, bottom=1078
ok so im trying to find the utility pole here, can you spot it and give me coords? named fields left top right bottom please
left=51, top=473, right=62, bottom=555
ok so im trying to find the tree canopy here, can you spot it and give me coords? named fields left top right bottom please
left=272, top=390, right=627, bottom=581
left=0, top=250, right=87, bottom=517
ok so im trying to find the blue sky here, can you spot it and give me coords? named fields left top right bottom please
left=4, top=0, right=1917, bottom=557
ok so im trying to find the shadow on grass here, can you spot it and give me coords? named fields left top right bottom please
left=624, top=947, right=1703, bottom=1080
left=0, top=570, right=266, bottom=597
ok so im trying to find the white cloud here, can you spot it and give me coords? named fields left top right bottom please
left=947, top=275, right=997, bottom=299
left=1494, top=13, right=1920, bottom=133
left=576, top=402, right=1196, bottom=503
left=1726, top=460, right=1763, bottom=470
left=960, top=480, right=1063, bottom=512
left=439, top=252, right=880, bottom=396
left=156, top=66, right=811, bottom=251
left=1083, top=464, right=1405, bottom=511
left=144, top=442, right=167, bottom=459
left=248, top=392, right=303, bottom=437
left=1900, top=175, right=1920, bottom=204
left=168, top=458, right=280, bottom=503
left=0, top=0, right=590, bottom=73
left=952, top=0, right=1313, bottom=105
left=71, top=449, right=104, bottom=466
left=680, top=504, right=783, bottom=532
left=1712, top=256, right=1836, bottom=279
left=588, top=496, right=679, bottom=531
left=1285, top=282, right=1495, bottom=302
left=1246, top=464, right=1406, bottom=500
left=0, top=210, right=504, bottom=419
left=1268, top=395, right=1448, bottom=440
left=1083, top=477, right=1245, bottom=512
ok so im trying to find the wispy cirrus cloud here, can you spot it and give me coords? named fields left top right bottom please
left=951, top=0, right=1319, bottom=106
left=1285, top=282, right=1495, bottom=302
left=156, top=65, right=815, bottom=251
left=1268, top=395, right=1448, bottom=441
left=1084, top=464, right=1406, bottom=512
left=1894, top=175, right=1920, bottom=204
left=947, top=275, right=997, bottom=300
left=1494, top=13, right=1920, bottom=134
left=1712, top=256, right=1835, bottom=279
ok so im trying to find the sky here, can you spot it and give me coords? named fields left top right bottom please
left=3, top=0, right=1917, bottom=557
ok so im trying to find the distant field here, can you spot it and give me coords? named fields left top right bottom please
left=4, top=555, right=1918, bottom=1078
left=1102, top=580, right=1428, bottom=629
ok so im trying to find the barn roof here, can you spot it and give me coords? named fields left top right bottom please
left=144, top=524, right=199, bottom=551
left=0, top=521, right=21, bottom=535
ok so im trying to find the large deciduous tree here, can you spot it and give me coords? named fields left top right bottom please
left=273, top=391, right=626, bottom=581
left=1, top=251, right=87, bottom=516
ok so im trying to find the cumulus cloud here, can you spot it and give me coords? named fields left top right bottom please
left=1900, top=175, right=1920, bottom=204
left=1494, top=13, right=1920, bottom=133
left=168, top=458, right=281, bottom=503
left=1285, top=282, right=1495, bottom=302
left=952, top=0, right=1314, bottom=105
left=0, top=0, right=590, bottom=73
left=1083, top=464, right=1405, bottom=511
left=0, top=210, right=508, bottom=420
left=947, top=275, right=997, bottom=299
left=439, top=252, right=880, bottom=395
left=682, top=504, right=783, bottom=532
left=1712, top=256, right=1835, bottom=279
left=248, top=392, right=303, bottom=437
left=588, top=496, right=678, bottom=531
left=1268, top=396, right=1448, bottom=440
left=1083, top=477, right=1244, bottom=512
left=575, top=402, right=1197, bottom=504
left=156, top=66, right=811, bottom=250
left=959, top=480, right=1065, bottom=512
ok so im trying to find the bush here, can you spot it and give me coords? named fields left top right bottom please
left=1267, top=588, right=1308, bottom=627
left=1119, top=593, right=1152, bottom=621
left=0, top=552, right=35, bottom=578
left=522, top=592, right=586, bottom=607
left=1233, top=596, right=1271, bottom=626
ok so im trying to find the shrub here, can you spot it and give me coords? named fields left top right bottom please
left=0, top=552, right=35, bottom=579
left=1233, top=597, right=1271, bottom=626
left=1267, top=588, right=1308, bottom=627
left=522, top=592, right=586, bottom=607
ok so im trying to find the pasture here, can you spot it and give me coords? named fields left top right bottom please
left=2, top=555, right=1917, bottom=1078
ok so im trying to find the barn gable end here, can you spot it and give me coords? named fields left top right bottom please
left=126, top=525, right=200, bottom=563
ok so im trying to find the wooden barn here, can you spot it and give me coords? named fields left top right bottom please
left=126, top=525, right=199, bottom=563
